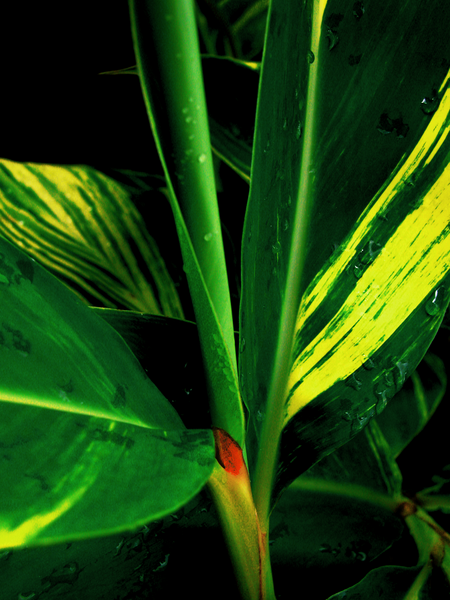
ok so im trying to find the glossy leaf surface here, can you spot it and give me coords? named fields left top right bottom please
left=129, top=0, right=245, bottom=447
left=0, top=235, right=214, bottom=549
left=0, top=159, right=183, bottom=317
left=239, top=0, right=450, bottom=519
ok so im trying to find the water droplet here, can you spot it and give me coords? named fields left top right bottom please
left=377, top=113, right=394, bottom=135
left=394, top=361, right=409, bottom=389
left=359, top=240, right=382, bottom=265
left=353, top=408, right=375, bottom=432
left=342, top=411, right=353, bottom=422
left=421, top=91, right=440, bottom=115
left=188, top=97, right=194, bottom=103
left=153, top=553, right=170, bottom=572
left=352, top=1, right=365, bottom=20
left=282, top=218, right=290, bottom=231
left=182, top=107, right=189, bottom=114
left=375, top=392, right=388, bottom=415
left=283, top=118, right=288, bottom=131
left=204, top=232, right=213, bottom=241
left=185, top=116, right=193, bottom=123
left=356, top=551, right=367, bottom=561
left=307, top=50, right=315, bottom=64
left=240, top=337, right=246, bottom=353
left=362, top=357, right=376, bottom=370
left=384, top=370, right=395, bottom=387
left=346, top=373, right=362, bottom=390
left=18, top=593, right=37, bottom=600
left=326, top=28, right=339, bottom=51
left=425, top=286, right=445, bottom=316
left=272, top=241, right=281, bottom=254
left=353, top=264, right=364, bottom=279
left=198, top=153, right=207, bottom=163
left=295, top=123, right=302, bottom=140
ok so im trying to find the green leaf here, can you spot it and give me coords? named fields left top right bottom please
left=375, top=353, right=447, bottom=458
left=129, top=0, right=245, bottom=447
left=325, top=565, right=426, bottom=600
left=299, top=351, right=446, bottom=493
left=239, top=0, right=450, bottom=519
left=270, top=480, right=404, bottom=599
left=241, top=0, right=324, bottom=525
left=0, top=235, right=214, bottom=549
left=0, top=159, right=184, bottom=317
left=91, top=308, right=242, bottom=430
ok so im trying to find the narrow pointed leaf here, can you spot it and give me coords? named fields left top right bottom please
left=240, top=0, right=326, bottom=520
left=0, top=235, right=214, bottom=549
left=0, top=159, right=184, bottom=317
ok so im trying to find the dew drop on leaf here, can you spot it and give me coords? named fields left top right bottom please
left=204, top=232, right=213, bottom=241
left=346, top=373, right=362, bottom=391
left=326, top=28, right=339, bottom=51
left=198, top=153, right=207, bottom=163
left=421, top=90, right=440, bottom=115
left=353, top=264, right=364, bottom=279
left=375, top=392, right=388, bottom=415
left=362, top=357, right=376, bottom=370
left=272, top=241, right=281, bottom=254
left=352, top=1, right=365, bottom=20
left=307, top=50, right=315, bottom=64
left=425, top=286, right=445, bottom=316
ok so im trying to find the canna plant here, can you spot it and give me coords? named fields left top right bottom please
left=1, top=0, right=450, bottom=599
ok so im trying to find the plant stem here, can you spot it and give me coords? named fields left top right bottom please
left=207, top=428, right=276, bottom=600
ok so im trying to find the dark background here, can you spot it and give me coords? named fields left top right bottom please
left=1, top=3, right=450, bottom=598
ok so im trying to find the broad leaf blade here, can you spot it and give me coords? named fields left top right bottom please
left=0, top=159, right=184, bottom=317
left=240, top=0, right=450, bottom=517
left=0, top=235, right=215, bottom=549
left=1, top=407, right=214, bottom=550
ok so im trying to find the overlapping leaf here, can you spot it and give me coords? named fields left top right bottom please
left=0, top=159, right=183, bottom=316
left=239, top=0, right=450, bottom=520
left=0, top=235, right=214, bottom=550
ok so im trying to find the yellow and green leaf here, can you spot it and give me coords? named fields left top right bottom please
left=0, top=235, right=215, bottom=550
left=239, top=0, right=450, bottom=522
left=0, top=159, right=184, bottom=317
